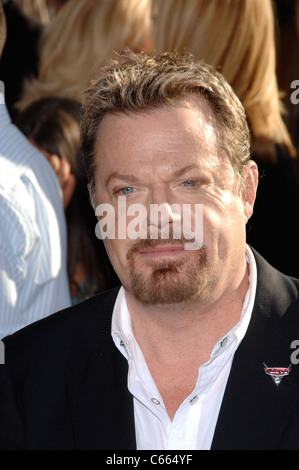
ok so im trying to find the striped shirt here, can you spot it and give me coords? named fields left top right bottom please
left=0, top=85, right=71, bottom=339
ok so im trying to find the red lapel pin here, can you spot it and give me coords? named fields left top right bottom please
left=263, top=363, right=292, bottom=387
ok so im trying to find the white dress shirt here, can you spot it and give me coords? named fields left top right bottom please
left=0, top=85, right=71, bottom=339
left=111, top=246, right=257, bottom=450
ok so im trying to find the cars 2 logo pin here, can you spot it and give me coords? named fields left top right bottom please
left=263, top=363, right=292, bottom=387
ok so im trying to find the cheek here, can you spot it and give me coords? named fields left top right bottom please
left=201, top=197, right=246, bottom=253
left=104, top=238, right=126, bottom=271
left=104, top=237, right=137, bottom=283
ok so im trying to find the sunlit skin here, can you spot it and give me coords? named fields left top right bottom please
left=93, top=97, right=258, bottom=418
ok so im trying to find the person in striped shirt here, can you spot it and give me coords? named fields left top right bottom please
left=0, top=2, right=71, bottom=339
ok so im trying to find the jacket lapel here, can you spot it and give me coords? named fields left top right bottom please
left=66, top=346, right=136, bottom=450
left=65, top=288, right=137, bottom=450
left=211, top=250, right=299, bottom=449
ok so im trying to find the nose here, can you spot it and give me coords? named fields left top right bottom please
left=149, top=202, right=181, bottom=226
left=146, top=198, right=182, bottom=240
left=144, top=185, right=181, bottom=238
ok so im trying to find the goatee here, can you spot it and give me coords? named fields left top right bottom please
left=125, top=237, right=208, bottom=305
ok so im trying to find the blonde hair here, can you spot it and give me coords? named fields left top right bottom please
left=81, top=50, right=251, bottom=198
left=154, top=0, right=296, bottom=161
left=17, top=0, right=153, bottom=110
left=13, top=0, right=52, bottom=25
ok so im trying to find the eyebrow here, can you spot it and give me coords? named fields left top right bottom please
left=172, top=164, right=202, bottom=178
left=105, top=164, right=203, bottom=187
left=105, top=171, right=139, bottom=186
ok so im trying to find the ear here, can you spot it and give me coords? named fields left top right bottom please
left=48, top=154, right=61, bottom=173
left=87, top=183, right=97, bottom=211
left=87, top=183, right=92, bottom=199
left=242, top=160, right=259, bottom=222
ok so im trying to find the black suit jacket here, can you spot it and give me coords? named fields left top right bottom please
left=1, top=249, right=299, bottom=450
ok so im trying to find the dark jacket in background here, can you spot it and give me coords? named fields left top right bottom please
left=247, top=145, right=299, bottom=279
left=0, top=0, right=42, bottom=120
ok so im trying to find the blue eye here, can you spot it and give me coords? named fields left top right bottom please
left=182, top=180, right=195, bottom=187
left=120, top=187, right=135, bottom=195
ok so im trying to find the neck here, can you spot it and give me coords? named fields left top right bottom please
left=125, top=261, right=250, bottom=419
left=125, top=261, right=250, bottom=363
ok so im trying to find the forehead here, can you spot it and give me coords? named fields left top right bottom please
left=95, top=97, right=224, bottom=176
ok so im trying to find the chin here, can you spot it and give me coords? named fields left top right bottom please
left=127, top=256, right=208, bottom=305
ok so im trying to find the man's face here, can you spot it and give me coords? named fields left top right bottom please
left=93, top=97, right=256, bottom=306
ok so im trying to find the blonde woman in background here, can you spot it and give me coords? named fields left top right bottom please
left=17, top=0, right=153, bottom=110
left=154, top=0, right=295, bottom=162
left=12, top=0, right=67, bottom=24
left=154, top=0, right=299, bottom=278
left=12, top=0, right=54, bottom=25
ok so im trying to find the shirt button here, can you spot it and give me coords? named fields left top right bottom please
left=221, top=337, right=228, bottom=348
left=190, top=396, right=198, bottom=405
left=151, top=398, right=160, bottom=405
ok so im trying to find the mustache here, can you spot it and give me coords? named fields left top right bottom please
left=126, top=234, right=198, bottom=260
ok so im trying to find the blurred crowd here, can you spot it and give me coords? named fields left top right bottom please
left=0, top=0, right=299, bottom=338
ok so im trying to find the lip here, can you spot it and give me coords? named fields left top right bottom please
left=138, top=244, right=186, bottom=257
